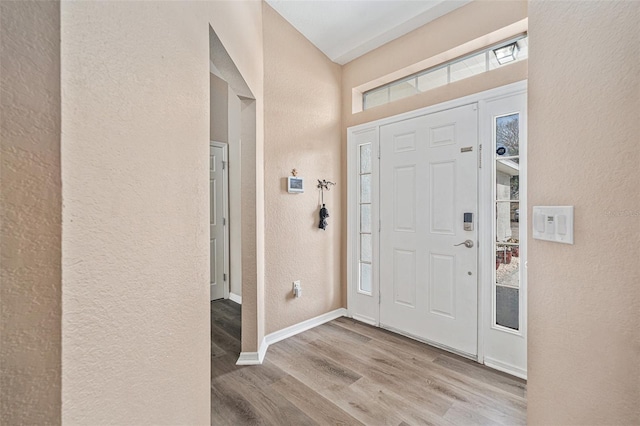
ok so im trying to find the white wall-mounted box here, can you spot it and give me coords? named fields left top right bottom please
left=532, top=206, right=574, bottom=244
left=287, top=176, right=304, bottom=193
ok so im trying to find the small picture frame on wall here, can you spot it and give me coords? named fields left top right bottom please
left=287, top=176, right=304, bottom=193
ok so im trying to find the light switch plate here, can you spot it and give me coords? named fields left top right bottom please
left=532, top=206, right=574, bottom=244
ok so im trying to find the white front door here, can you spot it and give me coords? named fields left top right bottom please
left=210, top=143, right=227, bottom=301
left=379, top=103, right=478, bottom=356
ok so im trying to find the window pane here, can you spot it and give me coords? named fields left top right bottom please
left=364, top=87, right=388, bottom=109
left=510, top=175, right=519, bottom=201
left=360, top=174, right=371, bottom=203
left=360, top=234, right=372, bottom=262
left=496, top=244, right=520, bottom=288
left=496, top=114, right=519, bottom=156
left=360, top=144, right=371, bottom=174
left=390, top=78, right=417, bottom=102
left=496, top=161, right=520, bottom=201
left=496, top=285, right=519, bottom=330
left=360, top=204, right=371, bottom=233
left=496, top=202, right=519, bottom=243
left=450, top=53, right=486, bottom=83
left=360, top=262, right=372, bottom=293
left=417, top=67, right=448, bottom=92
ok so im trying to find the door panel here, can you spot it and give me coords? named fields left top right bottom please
left=393, top=166, right=416, bottom=231
left=430, top=161, right=456, bottom=234
left=393, top=249, right=416, bottom=307
left=380, top=103, right=478, bottom=356
left=429, top=253, right=455, bottom=318
left=210, top=144, right=225, bottom=301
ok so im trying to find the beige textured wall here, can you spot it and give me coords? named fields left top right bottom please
left=60, top=1, right=263, bottom=423
left=263, top=3, right=343, bottom=334
left=527, top=1, right=640, bottom=424
left=0, top=2, right=62, bottom=424
left=210, top=73, right=229, bottom=143
left=241, top=98, right=262, bottom=346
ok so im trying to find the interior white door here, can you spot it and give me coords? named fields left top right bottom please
left=210, top=144, right=226, bottom=301
left=379, top=103, right=479, bottom=356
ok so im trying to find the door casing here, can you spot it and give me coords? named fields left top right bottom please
left=347, top=81, right=527, bottom=372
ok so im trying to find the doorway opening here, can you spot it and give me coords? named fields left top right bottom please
left=208, top=25, right=260, bottom=370
left=347, top=81, right=527, bottom=379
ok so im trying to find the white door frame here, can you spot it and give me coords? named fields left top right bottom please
left=347, top=80, right=527, bottom=370
left=211, top=141, right=230, bottom=300
left=478, top=89, right=528, bottom=378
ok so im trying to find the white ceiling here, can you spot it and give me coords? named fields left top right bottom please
left=265, top=0, right=472, bottom=65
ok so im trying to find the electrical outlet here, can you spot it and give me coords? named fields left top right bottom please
left=292, top=280, right=302, bottom=298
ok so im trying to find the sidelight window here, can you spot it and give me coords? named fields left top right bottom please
left=494, top=113, right=521, bottom=331
left=358, top=143, right=373, bottom=294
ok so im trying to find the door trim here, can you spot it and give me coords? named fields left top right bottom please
left=211, top=141, right=230, bottom=300
left=347, top=80, right=527, bottom=367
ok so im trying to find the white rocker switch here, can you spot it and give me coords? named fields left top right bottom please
left=534, top=212, right=546, bottom=234
left=556, top=214, right=568, bottom=235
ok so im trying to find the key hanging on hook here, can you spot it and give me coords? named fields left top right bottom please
left=317, top=179, right=336, bottom=230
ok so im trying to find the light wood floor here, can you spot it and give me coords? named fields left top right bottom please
left=211, top=300, right=527, bottom=425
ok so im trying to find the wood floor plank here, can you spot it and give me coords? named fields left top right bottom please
left=346, top=377, right=458, bottom=426
left=322, top=380, right=405, bottom=426
left=443, top=402, right=504, bottom=426
left=270, top=375, right=363, bottom=426
left=305, top=337, right=455, bottom=417
left=376, top=349, right=525, bottom=424
left=267, top=337, right=362, bottom=391
left=333, top=317, right=444, bottom=360
left=417, top=357, right=527, bottom=419
left=433, top=353, right=526, bottom=397
left=216, top=367, right=318, bottom=426
left=211, top=312, right=242, bottom=339
left=210, top=303, right=527, bottom=426
left=416, top=366, right=527, bottom=425
left=211, top=353, right=243, bottom=380
left=211, top=378, right=265, bottom=426
left=331, top=318, right=526, bottom=423
left=233, top=360, right=289, bottom=388
left=211, top=318, right=241, bottom=353
left=211, top=340, right=227, bottom=359
left=309, top=332, right=462, bottom=406
left=317, top=321, right=373, bottom=344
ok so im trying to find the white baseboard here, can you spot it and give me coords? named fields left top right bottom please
left=236, top=308, right=347, bottom=366
left=265, top=308, right=347, bottom=346
left=229, top=292, right=242, bottom=305
left=236, top=338, right=267, bottom=365
left=484, top=356, right=527, bottom=380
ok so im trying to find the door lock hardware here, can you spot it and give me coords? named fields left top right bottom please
left=454, top=240, right=474, bottom=248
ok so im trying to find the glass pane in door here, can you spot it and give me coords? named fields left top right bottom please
left=496, top=286, right=519, bottom=330
left=496, top=201, right=519, bottom=244
left=360, top=262, right=372, bottom=293
left=496, top=113, right=519, bottom=157
left=360, top=144, right=372, bottom=173
left=496, top=243, right=520, bottom=288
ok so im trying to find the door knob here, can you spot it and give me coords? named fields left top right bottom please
left=454, top=240, right=474, bottom=248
